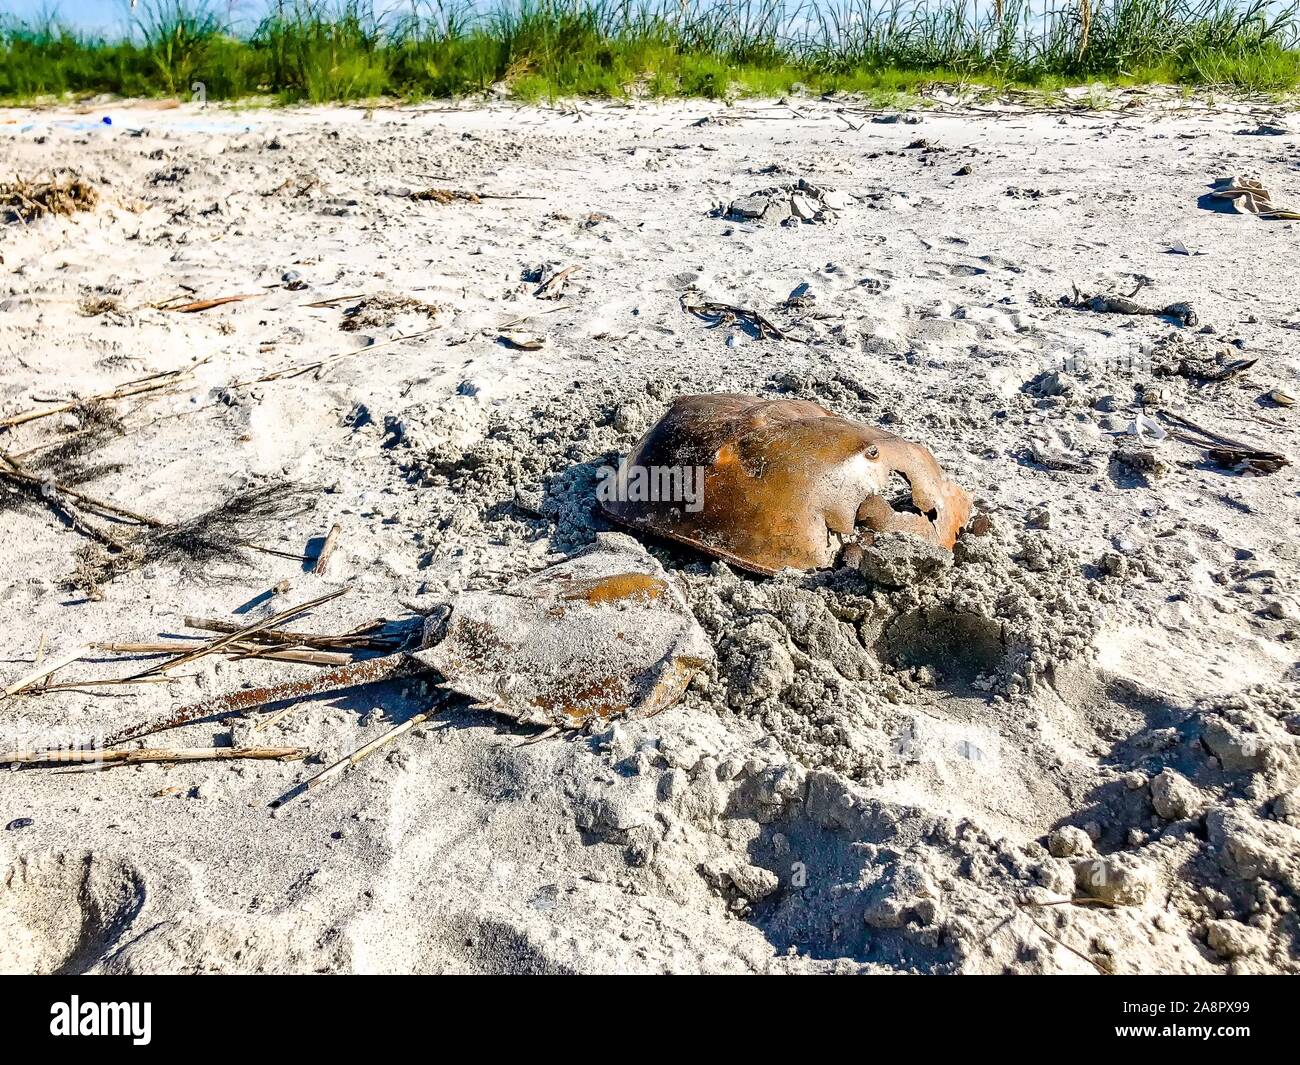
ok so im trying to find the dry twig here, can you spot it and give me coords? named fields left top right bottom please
left=2, top=645, right=91, bottom=697
left=122, top=587, right=349, bottom=682
left=181, top=616, right=397, bottom=651
left=157, top=294, right=261, bottom=313
left=0, top=363, right=200, bottom=430
left=276, top=710, right=433, bottom=805
left=92, top=641, right=351, bottom=666
left=1, top=746, right=305, bottom=767
left=233, top=328, right=436, bottom=385
left=1156, top=409, right=1288, bottom=474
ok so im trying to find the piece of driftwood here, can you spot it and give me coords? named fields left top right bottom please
left=1158, top=409, right=1254, bottom=448
left=1156, top=409, right=1289, bottom=474
left=1207, top=447, right=1289, bottom=474
left=0, top=746, right=305, bottom=767
left=313, top=522, right=342, bottom=575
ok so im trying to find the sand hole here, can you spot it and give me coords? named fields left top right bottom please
left=876, top=607, right=1006, bottom=686
left=0, top=852, right=146, bottom=974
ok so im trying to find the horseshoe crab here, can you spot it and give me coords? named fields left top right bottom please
left=416, top=533, right=713, bottom=728
left=599, top=394, right=972, bottom=575
left=107, top=535, right=714, bottom=747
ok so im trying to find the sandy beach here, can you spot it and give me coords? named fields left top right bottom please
left=1, top=90, right=1298, bottom=974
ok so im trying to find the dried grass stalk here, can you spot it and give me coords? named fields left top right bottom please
left=158, top=294, right=260, bottom=313
left=2, top=645, right=91, bottom=697
left=1, top=746, right=305, bottom=767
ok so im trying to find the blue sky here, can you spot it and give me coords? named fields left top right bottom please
left=5, top=2, right=114, bottom=32
left=5, top=2, right=303, bottom=30
left=0, top=2, right=415, bottom=34
left=3, top=2, right=232, bottom=34
left=1, top=1, right=494, bottom=34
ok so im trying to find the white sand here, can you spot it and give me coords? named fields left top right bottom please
left=1, top=91, right=1298, bottom=974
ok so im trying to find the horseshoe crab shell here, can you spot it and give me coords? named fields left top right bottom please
left=413, top=534, right=713, bottom=729
left=599, top=394, right=972, bottom=575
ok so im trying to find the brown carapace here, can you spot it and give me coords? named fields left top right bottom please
left=600, top=394, right=972, bottom=575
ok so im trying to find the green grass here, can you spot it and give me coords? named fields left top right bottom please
left=2, top=0, right=1298, bottom=104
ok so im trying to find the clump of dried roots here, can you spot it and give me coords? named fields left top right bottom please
left=143, top=482, right=317, bottom=569
left=341, top=292, right=439, bottom=333
left=410, top=188, right=480, bottom=205
left=79, top=294, right=124, bottom=317
left=0, top=403, right=126, bottom=517
left=64, top=482, right=317, bottom=595
left=2, top=173, right=99, bottom=223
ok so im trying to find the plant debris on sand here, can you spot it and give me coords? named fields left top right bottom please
left=143, top=482, right=316, bottom=569
left=1, top=172, right=97, bottom=223
left=409, top=188, right=480, bottom=205
left=341, top=293, right=440, bottom=333
left=68, top=482, right=317, bottom=596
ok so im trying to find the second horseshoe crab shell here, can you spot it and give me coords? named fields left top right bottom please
left=413, top=534, right=714, bottom=729
left=599, top=394, right=973, bottom=576
left=107, top=536, right=714, bottom=749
